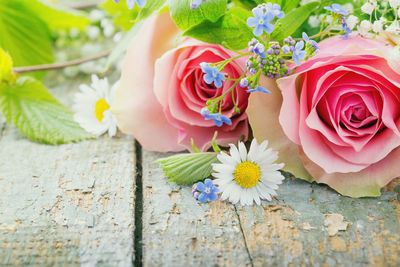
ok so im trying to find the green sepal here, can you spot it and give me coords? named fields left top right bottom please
left=157, top=152, right=219, bottom=185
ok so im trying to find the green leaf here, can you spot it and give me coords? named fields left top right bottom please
left=232, top=0, right=257, bottom=9
left=254, top=0, right=282, bottom=4
left=170, top=0, right=227, bottom=30
left=101, top=0, right=140, bottom=31
left=157, top=152, right=219, bottom=185
left=281, top=0, right=301, bottom=12
left=28, top=0, right=90, bottom=31
left=271, top=1, right=320, bottom=41
left=0, top=0, right=54, bottom=67
left=136, top=0, right=166, bottom=21
left=0, top=48, right=15, bottom=84
left=0, top=77, right=93, bottom=144
left=184, top=7, right=253, bottom=50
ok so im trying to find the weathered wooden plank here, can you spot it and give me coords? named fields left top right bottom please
left=143, top=151, right=399, bottom=266
left=236, top=177, right=400, bottom=267
left=0, top=125, right=136, bottom=266
left=142, top=151, right=252, bottom=267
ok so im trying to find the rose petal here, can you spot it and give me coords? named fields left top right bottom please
left=112, top=13, right=182, bottom=152
left=247, top=78, right=313, bottom=181
left=300, top=147, right=400, bottom=197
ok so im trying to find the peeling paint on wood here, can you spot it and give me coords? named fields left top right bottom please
left=236, top=177, right=400, bottom=267
left=142, top=151, right=252, bottom=267
left=0, top=126, right=136, bottom=266
left=0, top=101, right=399, bottom=266
left=142, top=151, right=399, bottom=267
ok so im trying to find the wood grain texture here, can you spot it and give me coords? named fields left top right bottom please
left=236, top=177, right=400, bottom=267
left=142, top=151, right=252, bottom=267
left=144, top=151, right=399, bottom=267
left=0, top=124, right=136, bottom=266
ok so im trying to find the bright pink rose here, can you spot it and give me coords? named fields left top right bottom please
left=112, top=13, right=248, bottom=152
left=248, top=35, right=400, bottom=197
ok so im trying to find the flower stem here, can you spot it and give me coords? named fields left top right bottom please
left=215, top=52, right=252, bottom=71
left=13, top=49, right=111, bottom=74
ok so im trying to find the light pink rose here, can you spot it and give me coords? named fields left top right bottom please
left=248, top=35, right=400, bottom=197
left=112, top=13, right=249, bottom=152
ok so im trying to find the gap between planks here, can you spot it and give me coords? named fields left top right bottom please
left=134, top=141, right=144, bottom=267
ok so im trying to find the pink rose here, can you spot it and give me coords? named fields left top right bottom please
left=248, top=35, right=400, bottom=197
left=112, top=13, right=248, bottom=152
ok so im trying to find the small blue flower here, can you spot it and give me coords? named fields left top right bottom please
left=114, top=0, right=146, bottom=9
left=268, top=3, right=284, bottom=19
left=292, top=41, right=306, bottom=66
left=341, top=19, right=352, bottom=39
left=239, top=78, right=249, bottom=88
left=192, top=179, right=219, bottom=203
left=201, top=108, right=232, bottom=127
left=302, top=32, right=319, bottom=51
left=247, top=7, right=275, bottom=36
left=247, top=86, right=271, bottom=94
left=281, top=45, right=290, bottom=54
left=324, top=4, right=348, bottom=16
left=248, top=39, right=266, bottom=58
left=253, top=43, right=266, bottom=58
left=200, top=63, right=225, bottom=88
left=191, top=0, right=204, bottom=9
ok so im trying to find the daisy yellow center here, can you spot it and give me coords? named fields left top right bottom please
left=233, top=161, right=261, bottom=189
left=94, top=98, right=110, bottom=122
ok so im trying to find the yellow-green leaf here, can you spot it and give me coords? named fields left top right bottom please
left=0, top=76, right=93, bottom=144
left=0, top=0, right=54, bottom=67
left=28, top=0, right=90, bottom=31
left=0, top=48, right=15, bottom=83
left=158, top=153, right=219, bottom=185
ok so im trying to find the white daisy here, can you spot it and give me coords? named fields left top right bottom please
left=73, top=75, right=118, bottom=137
left=212, top=139, right=285, bottom=206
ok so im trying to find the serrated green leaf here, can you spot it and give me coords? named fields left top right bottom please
left=0, top=0, right=54, bottom=67
left=0, top=77, right=93, bottom=144
left=271, top=2, right=320, bottom=41
left=170, top=0, right=227, bottom=30
left=184, top=7, right=253, bottom=50
left=28, top=0, right=90, bottom=31
left=157, top=153, right=219, bottom=185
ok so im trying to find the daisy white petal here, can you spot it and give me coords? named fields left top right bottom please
left=238, top=141, right=248, bottom=161
left=212, top=163, right=235, bottom=174
left=229, top=144, right=241, bottom=163
left=229, top=184, right=242, bottom=204
left=251, top=188, right=261, bottom=205
left=247, top=139, right=259, bottom=162
left=214, top=178, right=233, bottom=190
left=217, top=152, right=236, bottom=166
left=256, top=184, right=273, bottom=201
left=220, top=181, right=235, bottom=200
left=73, top=75, right=118, bottom=137
left=213, top=139, right=284, bottom=206
left=212, top=172, right=233, bottom=181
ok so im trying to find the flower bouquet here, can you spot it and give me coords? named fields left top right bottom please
left=1, top=0, right=399, bottom=206
left=113, top=0, right=400, bottom=205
